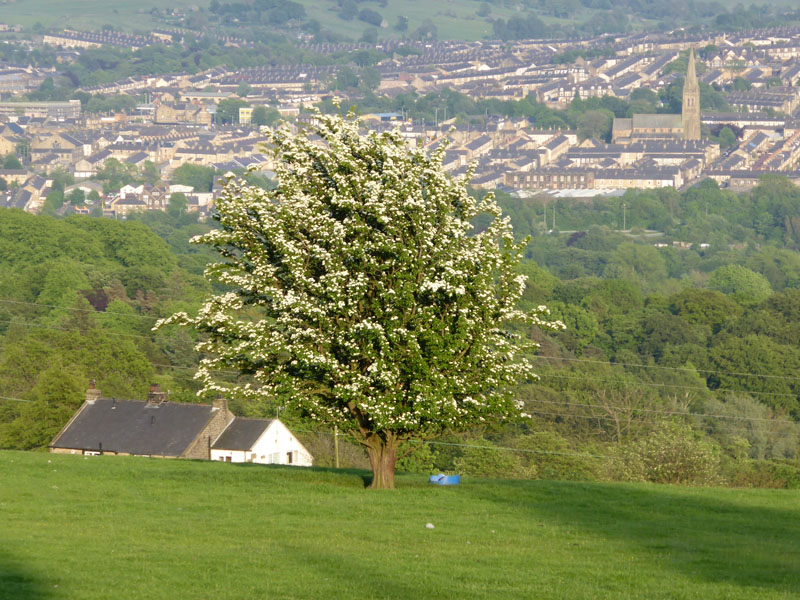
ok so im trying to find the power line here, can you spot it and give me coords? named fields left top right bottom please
left=0, top=324, right=794, bottom=404
left=530, top=354, right=800, bottom=382
left=0, top=319, right=154, bottom=340
left=283, top=427, right=615, bottom=460
left=0, top=388, right=782, bottom=427
left=524, top=397, right=796, bottom=424
left=423, top=440, right=613, bottom=460
left=524, top=409, right=789, bottom=437
left=151, top=363, right=241, bottom=376
left=538, top=373, right=799, bottom=399
left=0, top=299, right=162, bottom=321
left=3, top=313, right=799, bottom=386
left=2, top=306, right=798, bottom=385
left=0, top=397, right=786, bottom=457
left=148, top=361, right=799, bottom=402
left=1, top=316, right=798, bottom=409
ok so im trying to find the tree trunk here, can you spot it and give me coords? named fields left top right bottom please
left=365, top=432, right=398, bottom=490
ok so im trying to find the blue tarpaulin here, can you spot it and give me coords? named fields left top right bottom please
left=429, top=473, right=460, bottom=485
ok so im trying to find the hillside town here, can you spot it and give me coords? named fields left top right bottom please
left=4, top=25, right=800, bottom=216
left=6, top=3, right=800, bottom=596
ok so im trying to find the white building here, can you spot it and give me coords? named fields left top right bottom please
left=211, top=418, right=313, bottom=467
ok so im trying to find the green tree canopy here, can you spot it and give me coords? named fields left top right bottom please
left=251, top=105, right=281, bottom=127
left=3, top=154, right=22, bottom=170
left=718, top=126, right=736, bottom=149
left=172, top=164, right=217, bottom=193
left=216, top=98, right=249, bottom=125
left=168, top=192, right=188, bottom=216
left=157, top=111, right=561, bottom=489
left=576, top=109, right=614, bottom=141
left=708, top=264, right=773, bottom=306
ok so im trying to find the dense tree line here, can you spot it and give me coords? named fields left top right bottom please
left=209, top=0, right=306, bottom=26
left=2, top=175, right=800, bottom=488
left=0, top=210, right=217, bottom=449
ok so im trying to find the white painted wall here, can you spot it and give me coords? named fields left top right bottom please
left=211, top=420, right=313, bottom=467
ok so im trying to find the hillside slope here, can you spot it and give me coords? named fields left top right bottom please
left=2, top=451, right=798, bottom=599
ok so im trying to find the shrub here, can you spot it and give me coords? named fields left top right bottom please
left=396, top=442, right=439, bottom=474
left=512, top=431, right=600, bottom=481
left=726, top=459, right=800, bottom=489
left=453, top=440, right=532, bottom=480
left=614, top=421, right=723, bottom=485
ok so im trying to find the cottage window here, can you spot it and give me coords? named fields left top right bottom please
left=286, top=451, right=294, bottom=464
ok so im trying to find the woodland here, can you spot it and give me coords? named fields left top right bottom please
left=2, top=173, right=800, bottom=488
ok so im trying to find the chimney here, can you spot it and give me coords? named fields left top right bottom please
left=86, top=379, right=101, bottom=405
left=147, top=383, right=167, bottom=405
left=212, top=397, right=228, bottom=415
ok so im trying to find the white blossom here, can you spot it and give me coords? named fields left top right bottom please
left=154, top=109, right=563, bottom=440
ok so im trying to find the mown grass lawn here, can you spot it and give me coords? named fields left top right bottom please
left=2, top=450, right=799, bottom=599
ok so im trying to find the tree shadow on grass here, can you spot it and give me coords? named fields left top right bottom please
left=227, top=462, right=374, bottom=487
left=276, top=540, right=429, bottom=599
left=0, top=553, right=51, bottom=599
left=474, top=480, right=800, bottom=595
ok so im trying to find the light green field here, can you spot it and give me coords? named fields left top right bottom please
left=2, top=0, right=799, bottom=42
left=0, top=0, right=584, bottom=41
left=293, top=0, right=580, bottom=42
left=0, top=0, right=186, bottom=31
left=2, top=450, right=799, bottom=599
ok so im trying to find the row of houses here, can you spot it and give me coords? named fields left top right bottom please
left=4, top=26, right=800, bottom=208
left=42, top=30, right=161, bottom=51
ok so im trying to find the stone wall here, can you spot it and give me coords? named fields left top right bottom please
left=182, top=400, right=233, bottom=460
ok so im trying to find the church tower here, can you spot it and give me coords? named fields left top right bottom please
left=682, top=47, right=701, bottom=141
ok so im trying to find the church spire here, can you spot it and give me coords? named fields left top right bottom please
left=682, top=47, right=701, bottom=141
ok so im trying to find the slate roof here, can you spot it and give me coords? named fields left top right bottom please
left=632, top=114, right=682, bottom=130
left=212, top=418, right=273, bottom=451
left=126, top=151, right=149, bottom=164
left=10, top=188, right=31, bottom=209
left=51, top=398, right=215, bottom=456
left=543, top=134, right=569, bottom=150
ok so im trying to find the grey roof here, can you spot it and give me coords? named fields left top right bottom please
left=212, top=418, right=273, bottom=451
left=51, top=398, right=215, bottom=456
left=632, top=113, right=682, bottom=130
left=613, top=118, right=632, bottom=132
left=126, top=151, right=149, bottom=164
left=543, top=134, right=569, bottom=150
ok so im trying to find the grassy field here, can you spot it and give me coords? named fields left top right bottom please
left=0, top=0, right=185, bottom=31
left=0, top=0, right=584, bottom=40
left=4, top=0, right=794, bottom=42
left=2, top=451, right=799, bottom=599
left=2, top=0, right=799, bottom=41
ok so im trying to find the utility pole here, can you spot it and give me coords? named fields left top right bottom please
left=334, top=426, right=340, bottom=469
left=623, top=202, right=626, bottom=231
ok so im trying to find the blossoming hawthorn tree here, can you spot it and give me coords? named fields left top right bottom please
left=155, top=111, right=562, bottom=489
